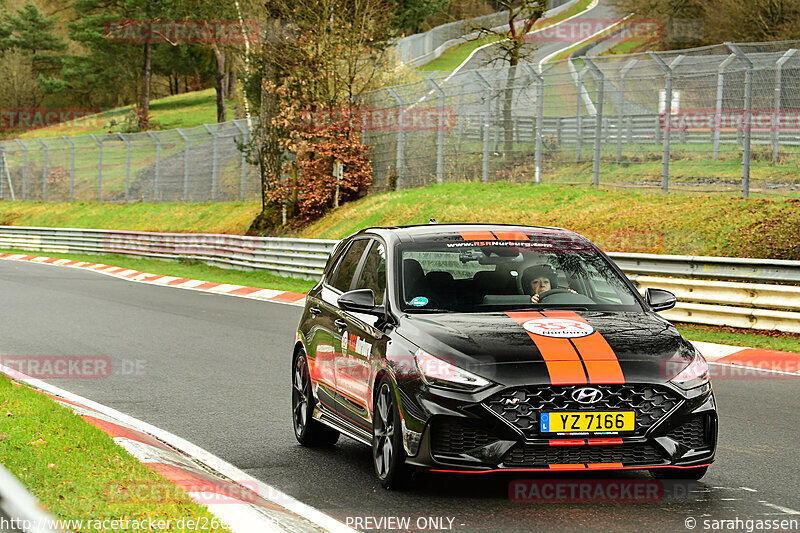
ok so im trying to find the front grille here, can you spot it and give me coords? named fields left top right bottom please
left=668, top=417, right=707, bottom=449
left=503, top=443, right=665, bottom=467
left=431, top=417, right=499, bottom=455
left=484, top=385, right=681, bottom=437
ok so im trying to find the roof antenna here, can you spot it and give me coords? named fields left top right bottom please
left=429, top=218, right=438, bottom=224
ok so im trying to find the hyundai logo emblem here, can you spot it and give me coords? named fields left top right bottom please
left=572, top=387, right=603, bottom=404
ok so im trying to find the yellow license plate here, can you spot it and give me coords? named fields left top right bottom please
left=540, top=411, right=635, bottom=433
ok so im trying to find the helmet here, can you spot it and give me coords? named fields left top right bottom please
left=521, top=264, right=558, bottom=295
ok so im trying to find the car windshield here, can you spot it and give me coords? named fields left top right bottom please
left=398, top=237, right=643, bottom=313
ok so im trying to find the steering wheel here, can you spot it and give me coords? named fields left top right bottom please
left=536, top=288, right=572, bottom=302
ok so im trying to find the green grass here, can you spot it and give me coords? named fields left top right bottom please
left=9, top=90, right=233, bottom=140
left=0, top=248, right=317, bottom=294
left=0, top=375, right=230, bottom=532
left=676, top=323, right=800, bottom=354
left=419, top=0, right=594, bottom=72
left=299, top=182, right=800, bottom=260
left=0, top=201, right=260, bottom=234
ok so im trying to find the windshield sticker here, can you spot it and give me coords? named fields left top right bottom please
left=522, top=318, right=595, bottom=338
left=409, top=296, right=429, bottom=307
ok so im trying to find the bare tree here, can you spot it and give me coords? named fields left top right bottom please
left=473, top=0, right=547, bottom=158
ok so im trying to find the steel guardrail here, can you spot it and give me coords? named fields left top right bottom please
left=1, top=226, right=799, bottom=331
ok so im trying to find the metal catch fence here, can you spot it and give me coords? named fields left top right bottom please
left=0, top=119, right=260, bottom=203
left=364, top=40, right=800, bottom=197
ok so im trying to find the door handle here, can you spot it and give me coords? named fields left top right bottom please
left=309, top=307, right=322, bottom=316
left=335, top=319, right=348, bottom=330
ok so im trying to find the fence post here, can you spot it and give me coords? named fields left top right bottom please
left=574, top=65, right=587, bottom=163
left=15, top=140, right=27, bottom=200
left=36, top=139, right=48, bottom=201
left=649, top=53, right=683, bottom=194
left=713, top=53, right=737, bottom=160
left=232, top=120, right=249, bottom=200
left=176, top=128, right=190, bottom=201
left=773, top=49, right=798, bottom=164
left=147, top=131, right=161, bottom=201
left=89, top=134, right=102, bottom=201
left=427, top=78, right=446, bottom=184
left=116, top=133, right=131, bottom=202
left=727, top=43, right=753, bottom=199
left=617, top=59, right=638, bottom=163
left=523, top=63, right=546, bottom=184
left=203, top=124, right=219, bottom=201
left=474, top=71, right=492, bottom=184
left=584, top=58, right=605, bottom=188
left=385, top=88, right=406, bottom=189
left=61, top=136, right=75, bottom=201
left=0, top=147, right=5, bottom=199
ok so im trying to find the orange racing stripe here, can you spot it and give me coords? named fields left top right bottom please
left=459, top=231, right=496, bottom=241
left=505, top=311, right=587, bottom=385
left=542, top=311, right=625, bottom=384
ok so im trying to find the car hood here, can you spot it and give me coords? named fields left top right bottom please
left=395, top=310, right=694, bottom=386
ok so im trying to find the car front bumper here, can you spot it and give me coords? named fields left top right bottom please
left=400, top=381, right=718, bottom=472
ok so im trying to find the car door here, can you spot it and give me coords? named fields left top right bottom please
left=336, top=239, right=388, bottom=428
left=307, top=238, right=370, bottom=415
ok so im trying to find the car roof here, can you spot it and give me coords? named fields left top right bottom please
left=354, top=223, right=585, bottom=244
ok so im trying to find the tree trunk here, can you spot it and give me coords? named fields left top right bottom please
left=503, top=46, right=519, bottom=158
left=212, top=44, right=227, bottom=123
left=138, top=40, right=152, bottom=130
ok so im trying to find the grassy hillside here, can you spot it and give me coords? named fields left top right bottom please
left=2, top=182, right=799, bottom=259
left=5, top=90, right=233, bottom=140
left=0, top=201, right=260, bottom=234
left=299, top=182, right=800, bottom=260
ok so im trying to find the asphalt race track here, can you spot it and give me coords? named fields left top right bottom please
left=2, top=261, right=799, bottom=532
left=458, top=0, right=620, bottom=72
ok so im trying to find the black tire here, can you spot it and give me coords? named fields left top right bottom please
left=372, top=379, right=410, bottom=489
left=292, top=352, right=339, bottom=447
left=649, top=466, right=708, bottom=480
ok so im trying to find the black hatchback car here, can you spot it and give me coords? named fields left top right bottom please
left=292, top=224, right=717, bottom=488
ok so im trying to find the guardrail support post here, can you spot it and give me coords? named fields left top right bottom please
left=203, top=124, right=219, bottom=201
left=89, top=134, right=103, bottom=202
left=772, top=49, right=797, bottom=164
left=385, top=88, right=406, bottom=189
left=15, top=140, right=27, bottom=200
left=176, top=128, right=190, bottom=202
left=116, top=133, right=131, bottom=202
left=427, top=77, right=446, bottom=184
left=36, top=139, right=48, bottom=201
left=726, top=43, right=753, bottom=198
left=713, top=53, right=737, bottom=160
left=147, top=131, right=161, bottom=202
left=617, top=59, right=638, bottom=163
left=474, top=71, right=493, bottom=184
left=62, top=136, right=75, bottom=201
left=584, top=58, right=605, bottom=188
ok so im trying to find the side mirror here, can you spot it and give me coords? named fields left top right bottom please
left=645, top=288, right=676, bottom=312
left=338, top=289, right=381, bottom=315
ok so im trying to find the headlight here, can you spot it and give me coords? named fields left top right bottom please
left=670, top=349, right=710, bottom=390
left=414, top=349, right=491, bottom=392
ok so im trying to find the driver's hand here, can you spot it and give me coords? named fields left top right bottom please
left=531, top=294, right=540, bottom=303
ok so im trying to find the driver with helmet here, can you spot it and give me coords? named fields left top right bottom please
left=521, top=264, right=576, bottom=303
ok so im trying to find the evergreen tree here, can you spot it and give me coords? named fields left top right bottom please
left=0, top=2, right=66, bottom=74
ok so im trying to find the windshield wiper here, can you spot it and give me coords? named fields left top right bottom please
left=504, top=306, right=589, bottom=312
